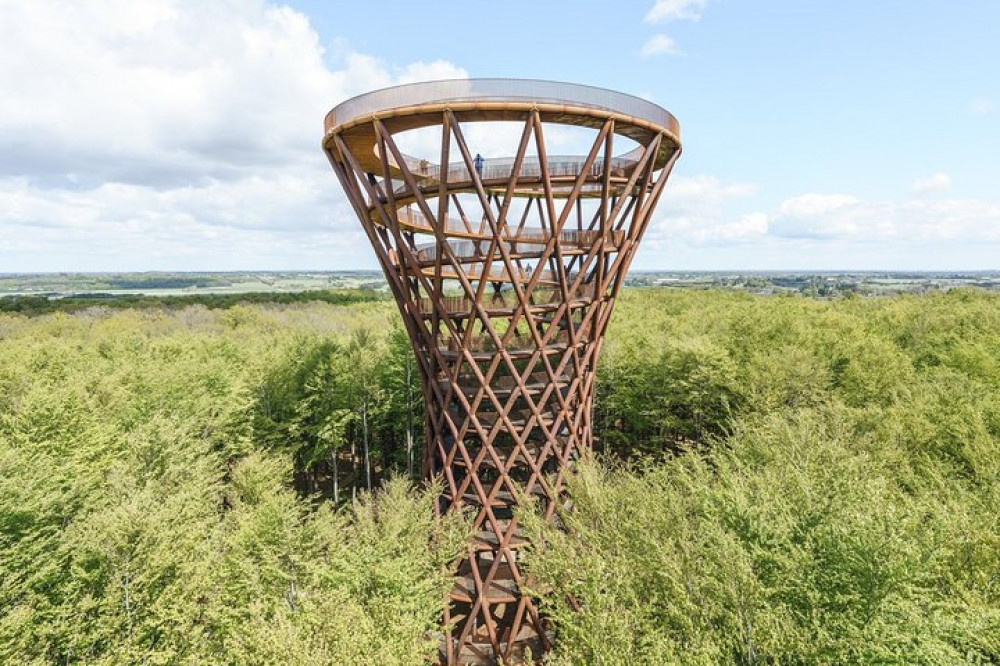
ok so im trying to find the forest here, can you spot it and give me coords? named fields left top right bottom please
left=1, top=288, right=998, bottom=664
left=0, top=288, right=385, bottom=316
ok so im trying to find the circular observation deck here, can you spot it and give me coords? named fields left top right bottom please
left=323, top=79, right=681, bottom=286
left=324, top=78, right=679, bottom=149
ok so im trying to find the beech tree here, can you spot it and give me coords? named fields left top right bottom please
left=2, top=288, right=999, bottom=664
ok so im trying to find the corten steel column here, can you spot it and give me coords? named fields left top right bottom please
left=322, top=80, right=681, bottom=665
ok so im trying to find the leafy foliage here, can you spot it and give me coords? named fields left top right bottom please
left=0, top=304, right=464, bottom=665
left=526, top=289, right=1000, bottom=664
left=2, top=289, right=999, bottom=664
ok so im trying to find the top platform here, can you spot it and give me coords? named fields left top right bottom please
left=324, top=78, right=680, bottom=144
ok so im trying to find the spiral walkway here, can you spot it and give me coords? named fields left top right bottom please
left=324, top=79, right=681, bottom=665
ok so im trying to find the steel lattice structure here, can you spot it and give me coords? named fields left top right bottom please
left=322, top=79, right=681, bottom=665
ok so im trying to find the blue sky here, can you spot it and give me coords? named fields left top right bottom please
left=1, top=0, right=998, bottom=271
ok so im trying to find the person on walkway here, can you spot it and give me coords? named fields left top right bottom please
left=474, top=153, right=484, bottom=178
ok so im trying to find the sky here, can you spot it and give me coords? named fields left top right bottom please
left=1, top=0, right=998, bottom=272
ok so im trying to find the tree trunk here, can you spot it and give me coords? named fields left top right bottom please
left=363, top=399, right=372, bottom=491
left=351, top=435, right=357, bottom=502
left=330, top=448, right=339, bottom=505
left=406, top=355, right=414, bottom=479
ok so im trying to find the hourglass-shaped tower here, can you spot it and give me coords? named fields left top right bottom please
left=323, top=79, right=681, bottom=664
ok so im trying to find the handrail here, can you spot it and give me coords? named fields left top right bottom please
left=413, top=287, right=598, bottom=317
left=414, top=234, right=623, bottom=263
left=326, top=78, right=679, bottom=138
left=396, top=207, right=625, bottom=246
left=405, top=153, right=636, bottom=184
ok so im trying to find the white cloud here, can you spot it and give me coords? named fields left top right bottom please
left=645, top=0, right=709, bottom=22
left=641, top=180, right=1000, bottom=256
left=646, top=175, right=764, bottom=245
left=0, top=0, right=467, bottom=271
left=0, top=172, right=367, bottom=271
left=778, top=193, right=860, bottom=219
left=911, top=172, right=951, bottom=195
left=771, top=193, right=1000, bottom=242
left=0, top=1, right=466, bottom=186
left=686, top=212, right=769, bottom=243
left=641, top=34, right=682, bottom=58
left=970, top=97, right=994, bottom=115
left=666, top=175, right=758, bottom=202
left=725, top=212, right=769, bottom=237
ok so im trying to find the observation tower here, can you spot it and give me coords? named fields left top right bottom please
left=322, top=79, right=681, bottom=664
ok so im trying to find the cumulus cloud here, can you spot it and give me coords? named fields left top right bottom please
left=645, top=175, right=765, bottom=245
left=640, top=1, right=706, bottom=62
left=645, top=0, right=709, bottom=22
left=911, top=172, right=951, bottom=195
left=970, top=97, right=994, bottom=115
left=0, top=1, right=467, bottom=186
left=771, top=193, right=1000, bottom=242
left=641, top=34, right=682, bottom=58
left=777, top=193, right=859, bottom=219
left=686, top=212, right=769, bottom=243
left=0, top=175, right=365, bottom=271
left=641, top=179, right=1000, bottom=256
left=0, top=0, right=467, bottom=271
left=665, top=175, right=758, bottom=203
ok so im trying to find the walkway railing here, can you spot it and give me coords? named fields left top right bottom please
left=326, top=78, right=680, bottom=137
left=407, top=154, right=636, bottom=185
left=397, top=207, right=625, bottom=247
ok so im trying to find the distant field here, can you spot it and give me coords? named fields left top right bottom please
left=0, top=272, right=391, bottom=315
left=0, top=271, right=390, bottom=297
left=3, top=269, right=999, bottom=304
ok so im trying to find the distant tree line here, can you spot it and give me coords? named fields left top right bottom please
left=0, top=289, right=386, bottom=315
